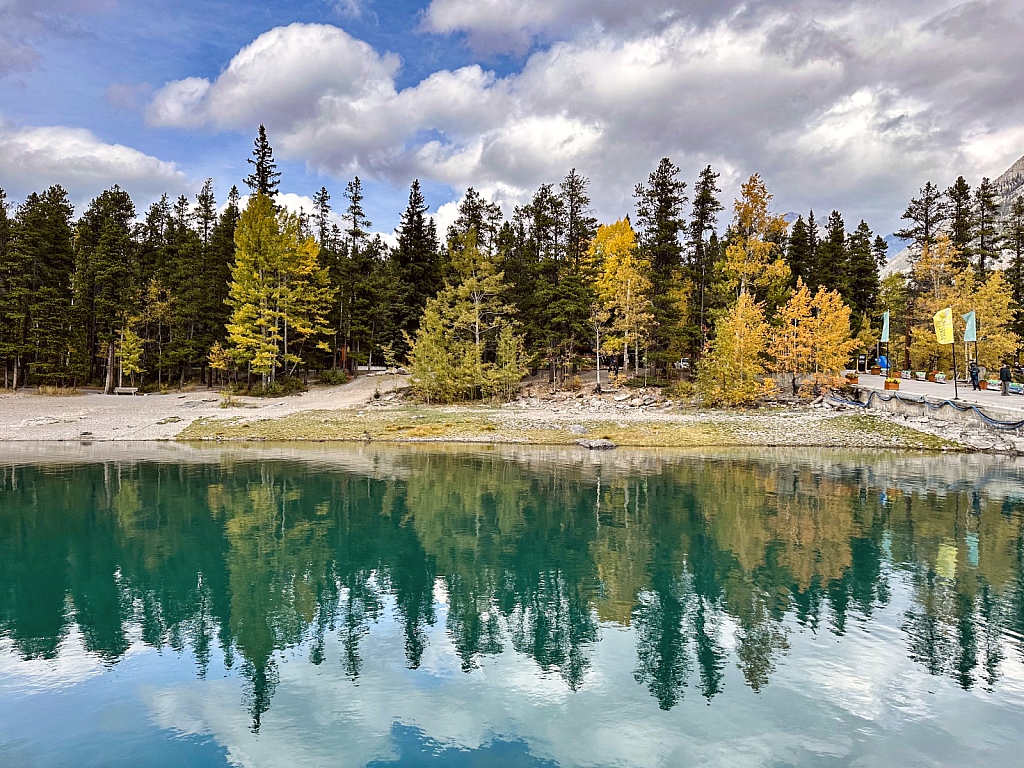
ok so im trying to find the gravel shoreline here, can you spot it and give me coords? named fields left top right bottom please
left=2, top=378, right=1021, bottom=454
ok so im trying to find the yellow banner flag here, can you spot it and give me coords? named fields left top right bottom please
left=933, top=307, right=953, bottom=345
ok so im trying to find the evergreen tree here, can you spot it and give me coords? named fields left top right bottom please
left=75, top=186, right=137, bottom=392
left=448, top=187, right=502, bottom=257
left=393, top=179, right=442, bottom=347
left=343, top=176, right=370, bottom=252
left=244, top=125, right=281, bottom=197
left=872, top=235, right=889, bottom=271
left=312, top=186, right=332, bottom=248
left=786, top=215, right=813, bottom=288
left=814, top=211, right=848, bottom=298
left=895, top=181, right=947, bottom=253
left=973, top=177, right=1002, bottom=275
left=196, top=178, right=217, bottom=248
left=946, top=176, right=974, bottom=269
left=1005, top=195, right=1024, bottom=341
left=635, top=158, right=688, bottom=365
left=846, top=220, right=880, bottom=323
left=0, top=187, right=77, bottom=387
left=559, top=168, right=598, bottom=273
left=687, top=165, right=724, bottom=356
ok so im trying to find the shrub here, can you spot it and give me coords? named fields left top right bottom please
left=318, top=369, right=349, bottom=386
left=249, top=375, right=307, bottom=398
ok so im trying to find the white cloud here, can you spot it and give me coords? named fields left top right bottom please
left=146, top=3, right=1024, bottom=234
left=0, top=119, right=190, bottom=208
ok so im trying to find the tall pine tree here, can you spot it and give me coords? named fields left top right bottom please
left=244, top=125, right=281, bottom=197
left=973, top=177, right=1002, bottom=275
left=687, top=165, right=724, bottom=357
left=946, top=175, right=974, bottom=269
left=635, top=158, right=688, bottom=366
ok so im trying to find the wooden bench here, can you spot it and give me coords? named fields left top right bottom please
left=114, top=387, right=138, bottom=395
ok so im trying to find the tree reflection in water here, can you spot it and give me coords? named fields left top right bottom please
left=1, top=448, right=1022, bottom=732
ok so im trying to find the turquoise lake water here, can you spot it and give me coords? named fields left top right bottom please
left=1, top=443, right=1022, bottom=767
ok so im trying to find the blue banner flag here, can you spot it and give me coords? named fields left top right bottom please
left=880, top=310, right=890, bottom=343
left=963, top=310, right=977, bottom=343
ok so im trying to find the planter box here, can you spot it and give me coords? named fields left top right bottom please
left=884, top=381, right=900, bottom=391
left=935, top=373, right=947, bottom=383
left=916, top=371, right=927, bottom=380
left=870, top=367, right=882, bottom=375
left=901, top=371, right=912, bottom=379
left=980, top=380, right=988, bottom=390
left=1011, top=383, right=1023, bottom=395
left=988, top=379, right=1001, bottom=389
left=845, top=376, right=859, bottom=384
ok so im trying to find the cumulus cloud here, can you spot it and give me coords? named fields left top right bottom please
left=147, top=3, right=1024, bottom=233
left=0, top=119, right=189, bottom=208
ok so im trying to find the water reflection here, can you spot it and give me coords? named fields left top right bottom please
left=1, top=446, right=1022, bottom=734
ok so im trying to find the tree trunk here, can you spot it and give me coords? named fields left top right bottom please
left=104, top=341, right=115, bottom=394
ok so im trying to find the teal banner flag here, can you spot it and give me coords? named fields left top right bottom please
left=880, top=310, right=890, bottom=343
left=963, top=311, right=977, bottom=343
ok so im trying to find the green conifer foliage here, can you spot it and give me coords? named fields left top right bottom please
left=244, top=125, right=281, bottom=197
left=786, top=215, right=812, bottom=288
left=686, top=164, right=724, bottom=357
left=846, top=220, right=881, bottom=325
left=973, top=177, right=1002, bottom=276
left=946, top=176, right=974, bottom=269
left=635, top=158, right=688, bottom=365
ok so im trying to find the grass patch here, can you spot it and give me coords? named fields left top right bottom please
left=35, top=385, right=81, bottom=396
left=156, top=415, right=183, bottom=425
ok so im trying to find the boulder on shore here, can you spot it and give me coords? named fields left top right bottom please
left=576, top=438, right=617, bottom=450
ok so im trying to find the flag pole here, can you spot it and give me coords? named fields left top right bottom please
left=952, top=331, right=959, bottom=400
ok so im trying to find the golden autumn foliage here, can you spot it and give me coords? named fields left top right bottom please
left=910, top=235, right=1019, bottom=371
left=771, top=278, right=859, bottom=394
left=720, top=175, right=790, bottom=303
left=697, top=291, right=776, bottom=405
left=589, top=218, right=654, bottom=375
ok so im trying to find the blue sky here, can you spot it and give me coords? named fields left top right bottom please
left=2, top=0, right=1023, bottom=238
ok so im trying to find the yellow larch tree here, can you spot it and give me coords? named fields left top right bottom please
left=720, top=175, right=790, bottom=305
left=589, top=218, right=654, bottom=376
left=771, top=278, right=858, bottom=394
left=697, top=291, right=775, bottom=406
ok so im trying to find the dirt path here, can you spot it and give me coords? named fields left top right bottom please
left=0, top=374, right=407, bottom=441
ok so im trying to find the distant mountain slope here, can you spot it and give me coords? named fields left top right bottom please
left=881, top=152, right=1023, bottom=277
left=994, top=152, right=1024, bottom=211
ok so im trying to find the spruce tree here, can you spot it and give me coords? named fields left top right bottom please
left=946, top=176, right=974, bottom=269
left=449, top=187, right=502, bottom=257
left=312, top=186, right=332, bottom=248
left=687, top=165, right=724, bottom=356
left=973, top=177, right=1002, bottom=275
left=815, top=211, right=849, bottom=299
left=872, top=235, right=889, bottom=271
left=786, top=215, right=812, bottom=287
left=196, top=179, right=217, bottom=248
left=559, top=168, right=598, bottom=273
left=847, top=220, right=880, bottom=323
left=1005, top=195, right=1024, bottom=340
left=343, top=176, right=370, bottom=252
left=634, top=158, right=688, bottom=365
left=393, top=180, right=442, bottom=347
left=75, top=186, right=137, bottom=392
left=243, top=125, right=281, bottom=197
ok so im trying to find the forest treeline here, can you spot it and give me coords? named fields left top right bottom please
left=1, top=125, right=1022, bottom=397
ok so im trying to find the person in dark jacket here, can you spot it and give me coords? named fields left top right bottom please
left=969, top=359, right=981, bottom=390
left=1000, top=362, right=1012, bottom=396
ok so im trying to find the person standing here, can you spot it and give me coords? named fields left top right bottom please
left=1000, top=362, right=1012, bottom=396
left=969, top=359, right=980, bottom=391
